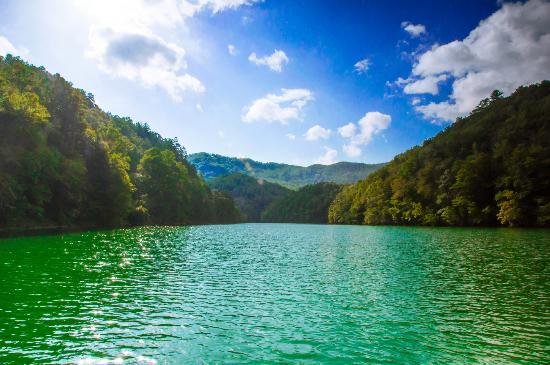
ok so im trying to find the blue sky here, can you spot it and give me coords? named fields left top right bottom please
left=1, top=0, right=548, bottom=165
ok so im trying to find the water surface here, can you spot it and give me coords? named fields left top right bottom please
left=0, top=224, right=549, bottom=364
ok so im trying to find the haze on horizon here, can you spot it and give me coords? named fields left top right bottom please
left=1, top=0, right=549, bottom=166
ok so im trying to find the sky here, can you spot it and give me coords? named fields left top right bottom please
left=0, top=0, right=549, bottom=165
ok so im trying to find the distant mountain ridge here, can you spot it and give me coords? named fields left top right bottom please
left=188, top=153, right=385, bottom=189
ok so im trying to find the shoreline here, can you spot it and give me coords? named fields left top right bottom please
left=2, top=222, right=548, bottom=240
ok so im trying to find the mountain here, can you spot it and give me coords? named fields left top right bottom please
left=209, top=174, right=342, bottom=224
left=262, top=182, right=342, bottom=224
left=0, top=55, right=241, bottom=232
left=188, top=153, right=385, bottom=189
left=329, top=82, right=550, bottom=227
left=208, top=173, right=290, bottom=222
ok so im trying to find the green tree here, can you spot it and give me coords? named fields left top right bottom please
left=329, top=82, right=550, bottom=227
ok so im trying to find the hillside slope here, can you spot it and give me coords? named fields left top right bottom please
left=262, top=182, right=342, bottom=224
left=0, top=55, right=241, bottom=231
left=188, top=153, right=384, bottom=189
left=329, top=83, right=550, bottom=227
left=209, top=173, right=290, bottom=222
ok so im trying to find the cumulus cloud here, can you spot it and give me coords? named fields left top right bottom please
left=88, top=27, right=204, bottom=101
left=285, top=133, right=296, bottom=140
left=79, top=0, right=258, bottom=25
left=401, top=21, right=426, bottom=37
left=242, top=88, right=314, bottom=124
left=317, top=146, right=338, bottom=165
left=82, top=0, right=257, bottom=101
left=248, top=49, right=289, bottom=72
left=342, top=144, right=361, bottom=158
left=354, top=58, right=370, bottom=74
left=403, top=74, right=447, bottom=95
left=304, top=125, right=331, bottom=141
left=338, top=112, right=391, bottom=157
left=415, top=102, right=460, bottom=122
left=403, top=0, right=550, bottom=122
left=337, top=123, right=356, bottom=138
left=227, top=44, right=237, bottom=55
left=0, top=35, right=28, bottom=57
left=192, top=0, right=259, bottom=14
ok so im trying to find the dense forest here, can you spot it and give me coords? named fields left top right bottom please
left=207, top=173, right=340, bottom=223
left=189, top=152, right=384, bottom=189
left=262, top=183, right=342, bottom=223
left=0, top=55, right=242, bottom=231
left=329, top=82, right=550, bottom=227
left=2, top=56, right=548, bottom=230
left=208, top=173, right=289, bottom=222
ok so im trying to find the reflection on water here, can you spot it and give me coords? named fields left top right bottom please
left=0, top=224, right=549, bottom=364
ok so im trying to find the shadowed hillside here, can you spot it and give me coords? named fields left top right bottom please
left=208, top=173, right=290, bottom=222
left=262, top=182, right=342, bottom=223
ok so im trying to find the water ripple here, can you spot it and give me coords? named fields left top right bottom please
left=0, top=225, right=549, bottom=364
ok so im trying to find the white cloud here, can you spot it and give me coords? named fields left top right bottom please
left=394, top=77, right=410, bottom=86
left=317, top=146, right=338, bottom=165
left=406, top=0, right=550, bottom=122
left=338, top=112, right=391, bottom=157
left=411, top=97, right=421, bottom=105
left=78, top=0, right=258, bottom=25
left=248, top=49, right=289, bottom=72
left=0, top=35, right=28, bottom=57
left=285, top=133, right=296, bottom=140
left=354, top=58, right=370, bottom=74
left=342, top=144, right=361, bottom=158
left=196, top=103, right=203, bottom=112
left=415, top=102, right=460, bottom=124
left=403, top=74, right=447, bottom=95
left=227, top=44, right=237, bottom=55
left=401, top=21, right=426, bottom=37
left=199, top=0, right=259, bottom=14
left=350, top=112, right=391, bottom=145
left=82, top=0, right=256, bottom=101
left=242, top=88, right=314, bottom=124
left=304, top=125, right=331, bottom=141
left=337, top=123, right=356, bottom=138
left=88, top=27, right=204, bottom=101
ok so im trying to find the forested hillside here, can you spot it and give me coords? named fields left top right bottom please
left=209, top=174, right=341, bottom=224
left=208, top=173, right=289, bottom=222
left=262, top=183, right=342, bottom=223
left=189, top=153, right=384, bottom=189
left=4, top=56, right=547, bottom=230
left=0, top=56, right=242, bottom=231
left=329, top=82, right=550, bottom=227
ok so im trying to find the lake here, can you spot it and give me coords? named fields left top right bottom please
left=0, top=224, right=548, bottom=364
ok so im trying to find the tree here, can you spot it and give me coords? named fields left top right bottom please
left=0, top=56, right=242, bottom=230
left=137, top=148, right=192, bottom=225
left=329, top=82, right=550, bottom=227
left=495, top=190, right=521, bottom=227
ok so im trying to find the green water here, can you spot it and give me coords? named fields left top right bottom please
left=0, top=224, right=548, bottom=364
